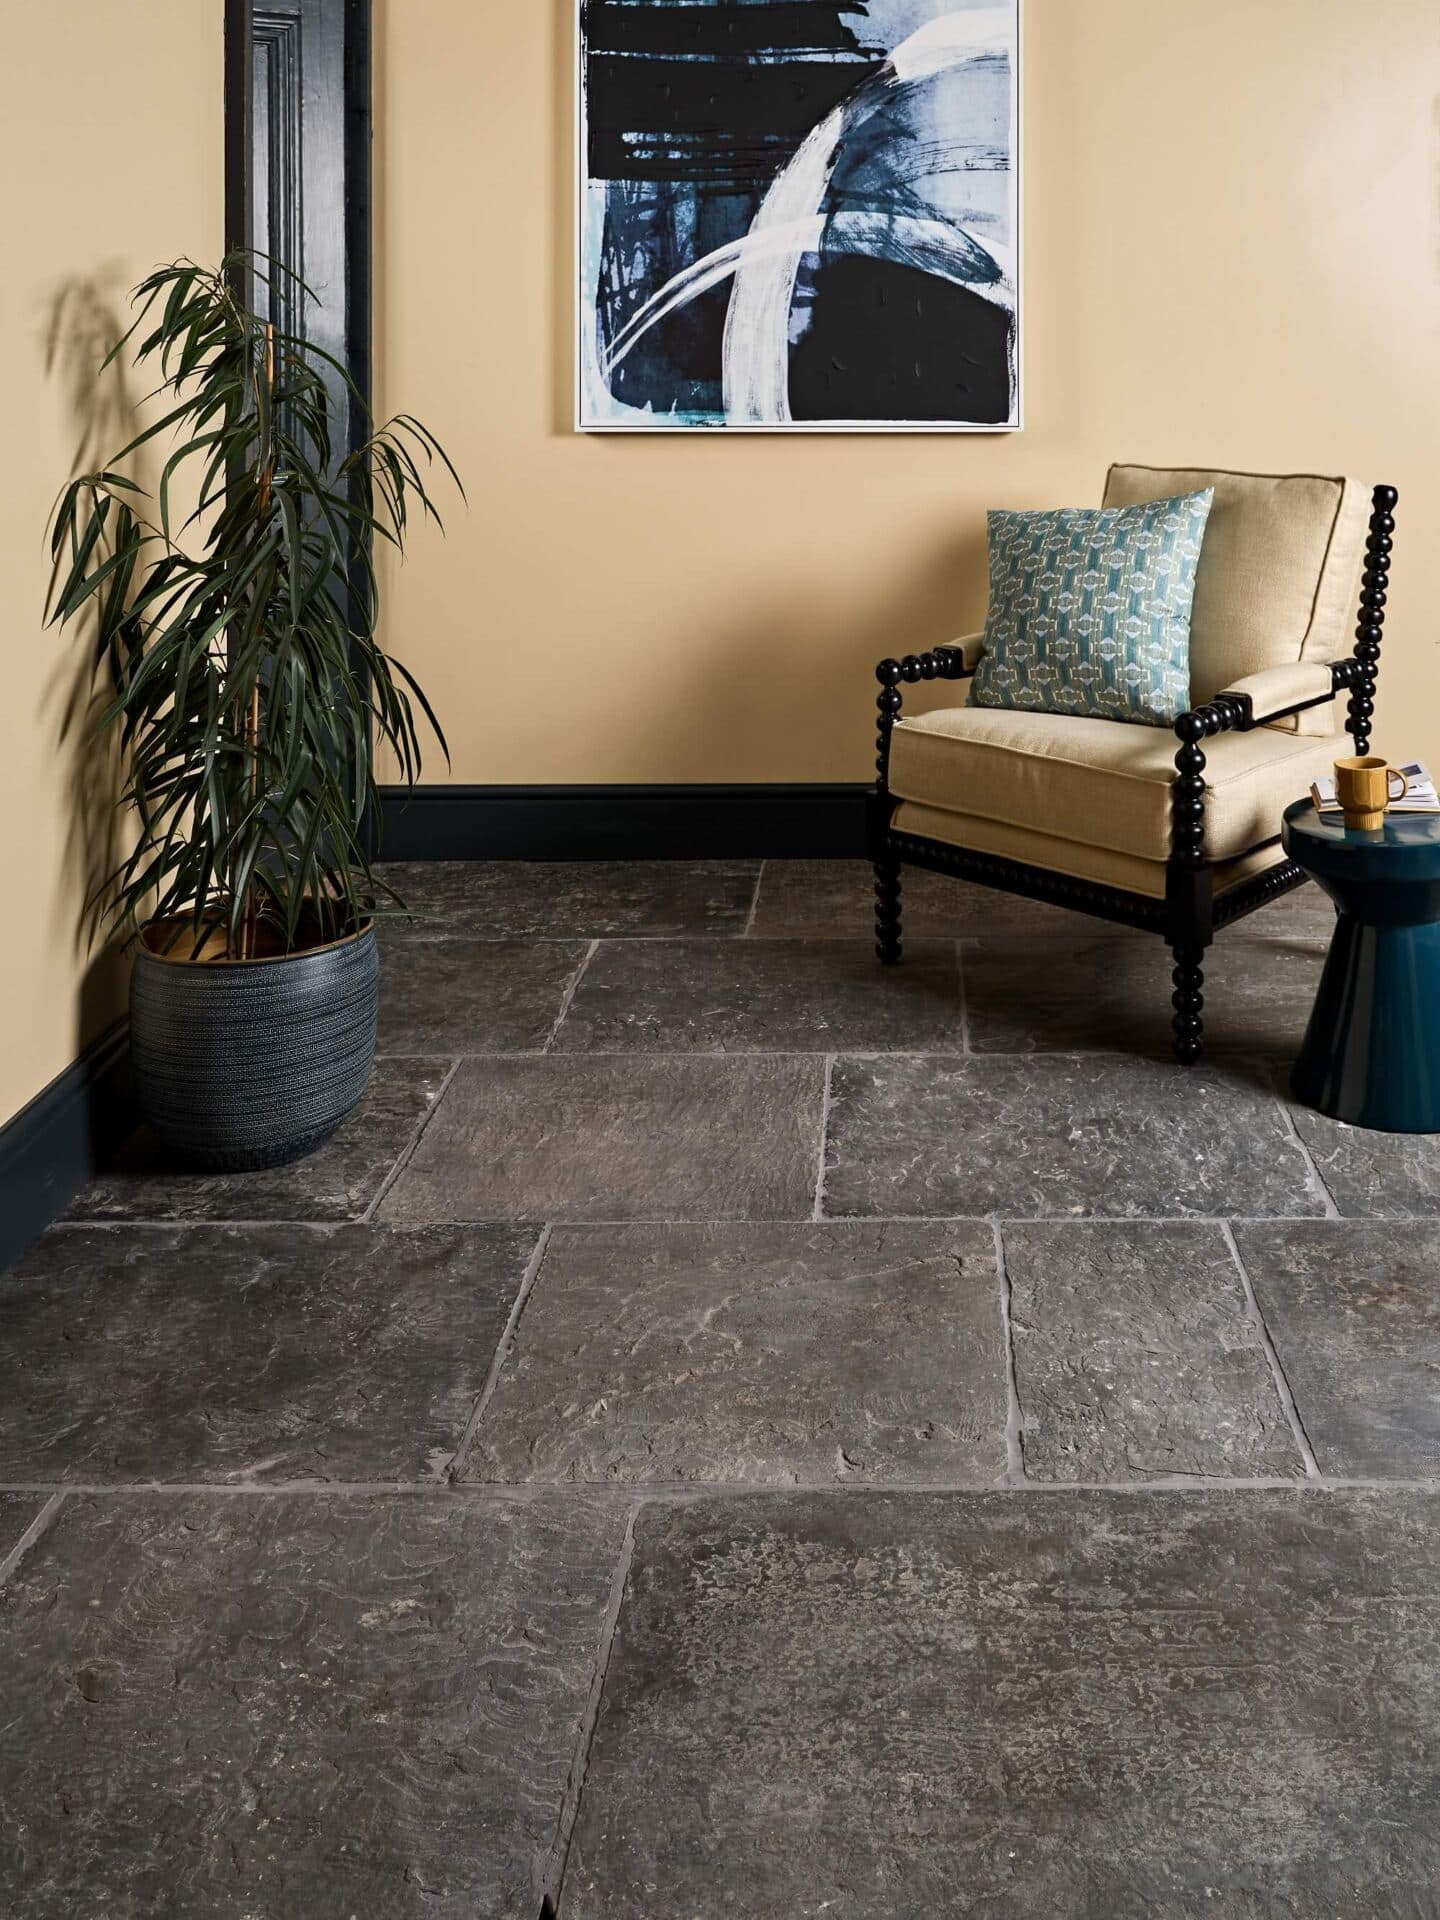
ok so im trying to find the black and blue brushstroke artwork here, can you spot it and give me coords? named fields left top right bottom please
left=578, top=0, right=1019, bottom=431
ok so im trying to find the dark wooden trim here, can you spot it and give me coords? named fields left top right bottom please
left=345, top=0, right=376, bottom=850
left=252, top=8, right=305, bottom=342
left=1347, top=484, right=1398, bottom=753
left=1211, top=858, right=1309, bottom=927
left=224, top=0, right=255, bottom=279
left=344, top=0, right=372, bottom=442
left=0, top=1023, right=133, bottom=1275
left=889, top=827, right=1167, bottom=932
left=374, top=784, right=871, bottom=861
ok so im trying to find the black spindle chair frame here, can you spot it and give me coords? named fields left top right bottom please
left=871, top=484, right=1398, bottom=1064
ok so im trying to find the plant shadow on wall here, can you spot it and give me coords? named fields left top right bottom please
left=40, top=267, right=146, bottom=1045
left=45, top=256, right=461, bottom=1171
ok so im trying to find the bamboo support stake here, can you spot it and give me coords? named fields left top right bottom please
left=241, top=322, right=276, bottom=961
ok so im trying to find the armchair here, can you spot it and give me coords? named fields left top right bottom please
left=871, top=467, right=1399, bottom=1063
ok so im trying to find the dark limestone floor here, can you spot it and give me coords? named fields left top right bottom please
left=5, top=858, right=1440, bottom=1916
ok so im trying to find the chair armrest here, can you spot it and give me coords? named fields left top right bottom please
left=875, top=633, right=985, bottom=686
left=873, top=635, right=984, bottom=791
left=933, top=632, right=986, bottom=676
left=1215, top=662, right=1338, bottom=726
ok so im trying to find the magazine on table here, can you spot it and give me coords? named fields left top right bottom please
left=1311, top=760, right=1440, bottom=814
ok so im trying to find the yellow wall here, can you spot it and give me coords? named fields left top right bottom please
left=0, top=1, right=222, bottom=1130
left=4, top=0, right=1437, bottom=1132
left=375, top=0, right=1440, bottom=786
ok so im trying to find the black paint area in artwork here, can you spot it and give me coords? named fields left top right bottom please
left=585, top=54, right=879, bottom=186
left=584, top=2, right=872, bottom=60
left=789, top=257, right=1014, bottom=424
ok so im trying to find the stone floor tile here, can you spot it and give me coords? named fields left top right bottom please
left=375, top=938, right=588, bottom=1055
left=376, top=860, right=758, bottom=940
left=1239, top=880, right=1339, bottom=941
left=748, top=857, right=1103, bottom=940
left=965, top=936, right=1324, bottom=1056
left=66, top=1059, right=450, bottom=1224
left=0, top=1224, right=538, bottom=1484
left=1238, top=1221, right=1440, bottom=1475
left=1289, top=1105, right=1440, bottom=1218
left=380, top=1054, right=825, bottom=1225
left=457, top=1221, right=1005, bottom=1486
left=1006, top=1221, right=1302, bottom=1481
left=824, top=1053, right=1323, bottom=1220
left=554, top=938, right=963, bottom=1054
left=564, top=1489, right=1440, bottom=1917
left=0, top=1492, right=626, bottom=1919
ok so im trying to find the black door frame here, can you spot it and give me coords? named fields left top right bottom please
left=224, top=0, right=371, bottom=436
left=224, top=0, right=374, bottom=838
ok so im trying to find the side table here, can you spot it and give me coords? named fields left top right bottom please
left=1283, top=798, right=1440, bottom=1132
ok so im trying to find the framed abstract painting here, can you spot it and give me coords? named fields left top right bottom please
left=576, top=0, right=1021, bottom=434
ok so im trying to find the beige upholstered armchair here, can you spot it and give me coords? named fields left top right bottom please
left=871, top=466, right=1398, bottom=1062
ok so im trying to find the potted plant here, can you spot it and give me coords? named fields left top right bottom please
left=46, top=257, right=460, bottom=1169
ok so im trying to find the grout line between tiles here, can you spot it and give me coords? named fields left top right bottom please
left=72, top=1044, right=1319, bottom=1065
left=742, top=862, right=764, bottom=937
left=543, top=941, right=600, bottom=1052
left=1267, top=1061, right=1341, bottom=1219
left=1, top=1475, right=1437, bottom=1500
left=445, top=1225, right=555, bottom=1481
left=811, top=1056, right=835, bottom=1222
left=1220, top=1220, right=1322, bottom=1478
left=361, top=1058, right=463, bottom=1222
left=37, top=1210, right=1368, bottom=1236
left=544, top=1500, right=640, bottom=1915
left=0, top=1492, right=65, bottom=1587
left=992, top=1222, right=1025, bottom=1484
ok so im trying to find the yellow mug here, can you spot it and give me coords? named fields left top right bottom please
left=1334, top=754, right=1406, bottom=831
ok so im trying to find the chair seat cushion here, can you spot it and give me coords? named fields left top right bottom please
left=889, top=802, right=1297, bottom=901
left=888, top=702, right=1343, bottom=864
left=969, top=491, right=1213, bottom=726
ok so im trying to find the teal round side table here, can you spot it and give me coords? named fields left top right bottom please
left=1283, top=798, right=1440, bottom=1132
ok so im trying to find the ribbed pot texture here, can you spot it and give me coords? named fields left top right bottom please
left=130, top=925, right=379, bottom=1171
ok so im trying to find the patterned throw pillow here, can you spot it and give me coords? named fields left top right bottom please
left=968, top=490, right=1215, bottom=727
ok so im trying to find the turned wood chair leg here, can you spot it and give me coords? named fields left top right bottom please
left=875, top=855, right=903, bottom=965
left=1170, top=942, right=1205, bottom=1064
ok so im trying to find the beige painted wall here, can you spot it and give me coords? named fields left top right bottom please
left=375, top=0, right=1440, bottom=789
left=0, top=1, right=222, bottom=1130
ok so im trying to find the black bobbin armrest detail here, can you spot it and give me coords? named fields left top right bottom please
left=873, top=648, right=978, bottom=790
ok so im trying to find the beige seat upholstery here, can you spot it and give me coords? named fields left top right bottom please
left=889, top=703, right=1340, bottom=867
left=886, top=466, right=1368, bottom=896
left=889, top=802, right=1293, bottom=901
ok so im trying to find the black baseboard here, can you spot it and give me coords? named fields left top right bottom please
left=0, top=1021, right=133, bottom=1274
left=374, top=783, right=871, bottom=861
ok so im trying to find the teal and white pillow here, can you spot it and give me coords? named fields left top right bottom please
left=968, top=490, right=1214, bottom=726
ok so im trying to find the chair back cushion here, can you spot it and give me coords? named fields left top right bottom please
left=1103, top=465, right=1370, bottom=733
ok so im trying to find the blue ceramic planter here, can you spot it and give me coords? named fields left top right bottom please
left=130, top=921, right=379, bottom=1170
left=1284, top=801, right=1440, bottom=1133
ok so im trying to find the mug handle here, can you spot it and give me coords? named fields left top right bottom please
left=1388, top=768, right=1408, bottom=802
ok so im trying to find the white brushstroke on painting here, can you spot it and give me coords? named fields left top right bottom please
left=719, top=106, right=851, bottom=426
left=601, top=219, right=825, bottom=381
left=722, top=6, right=1014, bottom=426
left=602, top=214, right=1009, bottom=383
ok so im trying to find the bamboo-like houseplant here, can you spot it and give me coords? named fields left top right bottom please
left=47, top=257, right=460, bottom=1167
